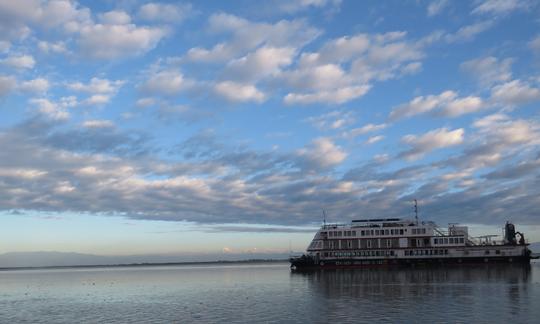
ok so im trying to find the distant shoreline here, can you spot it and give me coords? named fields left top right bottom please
left=0, top=259, right=289, bottom=272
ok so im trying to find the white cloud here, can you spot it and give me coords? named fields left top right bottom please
left=38, top=40, right=68, bottom=54
left=444, top=20, right=494, bottom=43
left=490, top=80, right=540, bottom=106
left=460, top=56, right=512, bottom=87
left=276, top=0, right=342, bottom=13
left=1, top=54, right=35, bottom=69
left=400, top=128, right=465, bottom=160
left=440, top=96, right=484, bottom=117
left=472, top=0, right=531, bottom=15
left=67, top=77, right=124, bottom=94
left=284, top=85, right=370, bottom=105
left=137, top=2, right=192, bottom=23
left=222, top=46, right=296, bottom=82
left=82, top=119, right=115, bottom=129
left=365, top=135, right=384, bottom=145
left=78, top=23, right=167, bottom=59
left=99, top=10, right=131, bottom=25
left=29, top=98, right=70, bottom=120
left=297, top=137, right=347, bottom=169
left=390, top=90, right=484, bottom=119
left=136, top=97, right=157, bottom=108
left=390, top=91, right=456, bottom=120
left=140, top=70, right=193, bottom=96
left=305, top=110, right=355, bottom=131
left=0, top=75, right=16, bottom=96
left=18, top=78, right=49, bottom=93
left=280, top=31, right=423, bottom=105
left=214, top=81, right=266, bottom=103
left=343, top=123, right=387, bottom=139
left=427, top=0, right=449, bottom=16
left=83, top=94, right=110, bottom=105
left=529, top=35, right=540, bottom=54
left=185, top=13, right=320, bottom=62
left=0, top=41, right=10, bottom=52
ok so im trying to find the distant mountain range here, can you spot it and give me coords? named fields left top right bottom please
left=0, top=251, right=291, bottom=268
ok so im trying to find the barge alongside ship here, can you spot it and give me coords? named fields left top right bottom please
left=290, top=217, right=536, bottom=270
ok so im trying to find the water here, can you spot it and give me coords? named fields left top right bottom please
left=1, top=262, right=539, bottom=323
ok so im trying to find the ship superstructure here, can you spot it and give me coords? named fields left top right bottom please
left=290, top=217, right=534, bottom=269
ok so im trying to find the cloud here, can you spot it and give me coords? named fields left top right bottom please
left=77, top=23, right=167, bottom=59
left=365, top=135, right=384, bottom=145
left=185, top=13, right=320, bottom=63
left=18, top=78, right=50, bottom=93
left=305, top=110, right=356, bottom=131
left=67, top=77, right=124, bottom=94
left=529, top=35, right=540, bottom=54
left=490, top=80, right=540, bottom=106
left=444, top=20, right=494, bottom=43
left=221, top=46, right=296, bottom=82
left=1, top=54, right=35, bottom=69
left=284, top=85, right=370, bottom=105
left=342, top=123, right=387, bottom=139
left=400, top=128, right=465, bottom=160
left=137, top=2, right=193, bottom=23
left=390, top=90, right=484, bottom=120
left=275, top=0, right=342, bottom=14
left=297, top=137, right=347, bottom=170
left=0, top=75, right=17, bottom=97
left=37, top=40, right=68, bottom=54
left=214, top=81, right=266, bottom=103
left=460, top=56, right=512, bottom=87
left=98, top=10, right=131, bottom=25
left=81, top=120, right=115, bottom=129
left=29, top=98, right=72, bottom=120
left=280, top=31, right=423, bottom=104
left=427, top=0, right=449, bottom=16
left=139, top=70, right=195, bottom=97
left=472, top=0, right=532, bottom=15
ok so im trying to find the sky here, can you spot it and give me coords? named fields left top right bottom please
left=1, top=0, right=540, bottom=258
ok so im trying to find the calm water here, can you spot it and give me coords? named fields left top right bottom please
left=0, top=261, right=539, bottom=323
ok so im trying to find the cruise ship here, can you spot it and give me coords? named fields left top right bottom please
left=290, top=216, right=536, bottom=270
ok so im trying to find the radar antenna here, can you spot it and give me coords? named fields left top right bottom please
left=414, top=199, right=419, bottom=225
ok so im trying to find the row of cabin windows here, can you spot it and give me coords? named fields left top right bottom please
left=324, top=250, right=395, bottom=257
left=405, top=249, right=449, bottom=256
left=326, top=239, right=397, bottom=249
left=327, top=228, right=419, bottom=237
left=433, top=237, right=465, bottom=245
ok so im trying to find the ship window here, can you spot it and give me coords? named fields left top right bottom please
left=496, top=250, right=500, bottom=254
left=375, top=230, right=380, bottom=235
left=444, top=238, right=448, bottom=244
left=391, top=251, right=394, bottom=256
left=352, top=231, right=356, bottom=236
left=339, top=231, right=343, bottom=237
left=385, top=230, right=389, bottom=235
left=361, top=230, right=365, bottom=236
left=400, top=229, right=404, bottom=235
left=412, top=229, right=416, bottom=234
left=371, top=230, right=374, bottom=236
left=485, top=250, right=490, bottom=255
left=434, top=238, right=438, bottom=244
left=367, top=240, right=372, bottom=248
left=386, top=240, right=391, bottom=248
left=449, top=238, right=454, bottom=244
left=405, top=250, right=409, bottom=256
left=460, top=238, right=464, bottom=243
left=348, top=240, right=352, bottom=248
left=445, top=250, right=449, bottom=255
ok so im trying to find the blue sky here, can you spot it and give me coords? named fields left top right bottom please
left=1, top=0, right=540, bottom=257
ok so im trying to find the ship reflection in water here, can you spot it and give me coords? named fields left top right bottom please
left=292, top=264, right=538, bottom=322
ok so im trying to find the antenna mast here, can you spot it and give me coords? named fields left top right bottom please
left=414, top=199, right=419, bottom=225
left=322, top=209, right=327, bottom=227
